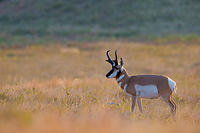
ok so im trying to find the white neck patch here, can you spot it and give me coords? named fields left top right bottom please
left=116, top=74, right=124, bottom=82
left=118, top=81, right=122, bottom=87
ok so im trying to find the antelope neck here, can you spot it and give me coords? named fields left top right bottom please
left=116, top=67, right=130, bottom=89
left=116, top=69, right=121, bottom=78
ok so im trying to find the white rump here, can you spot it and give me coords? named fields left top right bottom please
left=168, top=77, right=177, bottom=93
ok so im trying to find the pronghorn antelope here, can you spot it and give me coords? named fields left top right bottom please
left=105, top=50, right=177, bottom=117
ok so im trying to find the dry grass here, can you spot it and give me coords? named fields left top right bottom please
left=0, top=42, right=200, bottom=133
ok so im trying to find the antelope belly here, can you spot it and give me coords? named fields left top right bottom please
left=135, top=84, right=159, bottom=99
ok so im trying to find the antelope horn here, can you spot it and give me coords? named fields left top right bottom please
left=105, top=50, right=114, bottom=66
left=115, top=50, right=118, bottom=65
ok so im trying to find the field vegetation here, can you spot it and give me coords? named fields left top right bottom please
left=0, top=42, right=200, bottom=132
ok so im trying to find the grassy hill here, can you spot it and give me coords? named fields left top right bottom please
left=0, top=0, right=200, bottom=46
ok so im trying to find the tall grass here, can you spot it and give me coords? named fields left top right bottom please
left=0, top=42, right=200, bottom=132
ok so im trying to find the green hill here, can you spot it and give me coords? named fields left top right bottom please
left=0, top=0, right=200, bottom=46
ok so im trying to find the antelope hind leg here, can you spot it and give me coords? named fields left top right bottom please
left=161, top=95, right=176, bottom=117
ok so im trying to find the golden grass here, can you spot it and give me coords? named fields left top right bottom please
left=0, top=42, right=200, bottom=132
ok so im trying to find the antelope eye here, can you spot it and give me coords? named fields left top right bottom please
left=112, top=66, right=119, bottom=70
left=115, top=67, right=119, bottom=70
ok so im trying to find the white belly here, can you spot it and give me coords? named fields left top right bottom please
left=135, top=84, right=159, bottom=99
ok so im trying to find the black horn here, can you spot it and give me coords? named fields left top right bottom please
left=114, top=50, right=118, bottom=65
left=105, top=50, right=114, bottom=65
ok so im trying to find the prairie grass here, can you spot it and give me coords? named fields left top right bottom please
left=0, top=42, right=200, bottom=132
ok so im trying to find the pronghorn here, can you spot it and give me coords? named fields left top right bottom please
left=105, top=50, right=177, bottom=117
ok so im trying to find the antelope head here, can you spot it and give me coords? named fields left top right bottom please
left=105, top=50, right=123, bottom=78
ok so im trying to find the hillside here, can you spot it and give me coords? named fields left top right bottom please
left=0, top=0, right=200, bottom=46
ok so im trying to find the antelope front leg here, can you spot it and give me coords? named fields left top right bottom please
left=137, top=98, right=143, bottom=114
left=131, top=96, right=137, bottom=112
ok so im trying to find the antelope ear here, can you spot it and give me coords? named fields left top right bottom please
left=120, top=58, right=123, bottom=66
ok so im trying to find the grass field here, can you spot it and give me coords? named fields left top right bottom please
left=0, top=42, right=200, bottom=132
